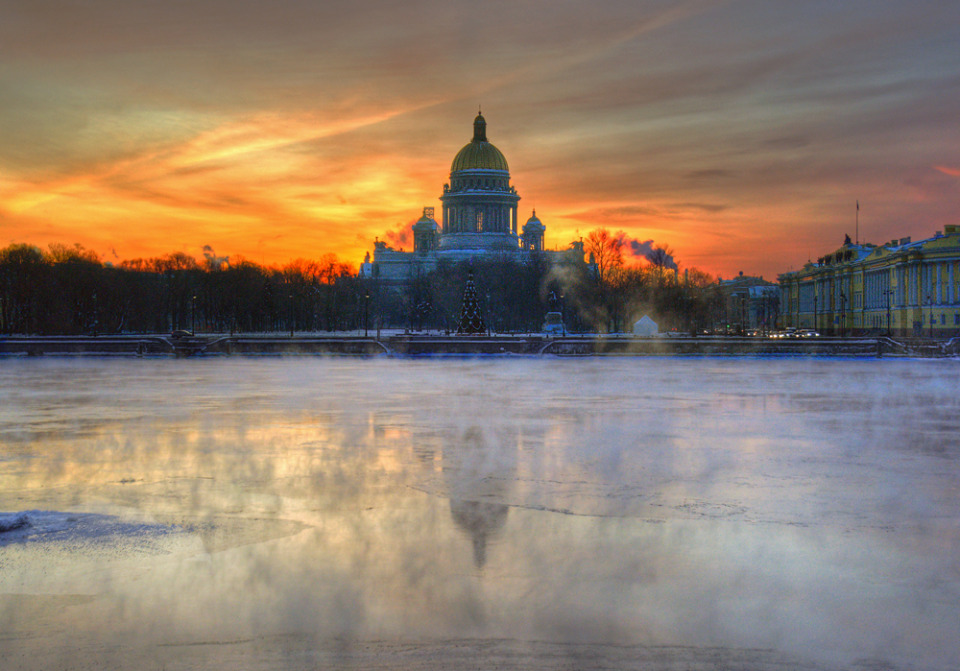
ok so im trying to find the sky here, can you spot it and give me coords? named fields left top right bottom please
left=2, top=0, right=959, bottom=279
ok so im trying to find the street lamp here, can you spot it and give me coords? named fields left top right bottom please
left=883, top=289, right=892, bottom=337
left=795, top=284, right=800, bottom=331
left=363, top=290, right=370, bottom=338
left=91, top=290, right=99, bottom=337
left=560, top=293, right=566, bottom=337
left=813, top=292, right=818, bottom=333
left=289, top=293, right=294, bottom=337
left=839, top=292, right=846, bottom=337
left=740, top=294, right=746, bottom=336
left=486, top=292, right=492, bottom=336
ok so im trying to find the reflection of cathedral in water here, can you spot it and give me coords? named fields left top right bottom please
left=450, top=500, right=509, bottom=569
left=443, top=427, right=514, bottom=569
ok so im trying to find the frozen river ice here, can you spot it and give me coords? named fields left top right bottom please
left=1, top=356, right=959, bottom=670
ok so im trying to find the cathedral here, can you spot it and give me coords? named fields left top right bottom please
left=359, top=112, right=580, bottom=283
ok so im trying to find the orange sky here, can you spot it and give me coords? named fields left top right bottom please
left=2, top=1, right=959, bottom=279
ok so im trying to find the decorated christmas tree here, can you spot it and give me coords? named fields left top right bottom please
left=456, top=272, right=486, bottom=335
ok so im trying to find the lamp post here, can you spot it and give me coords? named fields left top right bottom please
left=486, top=292, right=492, bottom=336
left=373, top=264, right=381, bottom=341
left=363, top=290, right=370, bottom=338
left=796, top=285, right=801, bottom=330
left=757, top=294, right=764, bottom=336
left=740, top=294, right=746, bottom=336
left=839, top=292, right=846, bottom=337
left=165, top=270, right=174, bottom=331
left=191, top=295, right=197, bottom=334
left=883, top=289, right=892, bottom=337
left=813, top=292, right=818, bottom=333
left=763, top=292, right=770, bottom=335
left=560, top=293, right=566, bottom=337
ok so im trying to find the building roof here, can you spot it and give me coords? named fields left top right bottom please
left=779, top=225, right=960, bottom=281
left=451, top=113, right=509, bottom=172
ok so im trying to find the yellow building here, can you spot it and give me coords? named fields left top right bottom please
left=779, top=225, right=960, bottom=338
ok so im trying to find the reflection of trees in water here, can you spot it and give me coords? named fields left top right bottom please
left=443, top=426, right=516, bottom=569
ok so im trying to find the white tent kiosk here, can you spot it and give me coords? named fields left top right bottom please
left=632, top=315, right=658, bottom=337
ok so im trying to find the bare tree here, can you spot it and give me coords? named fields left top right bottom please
left=646, top=244, right=676, bottom=283
left=585, top=228, right=625, bottom=285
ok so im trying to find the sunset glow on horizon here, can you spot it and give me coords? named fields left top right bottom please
left=3, top=1, right=959, bottom=279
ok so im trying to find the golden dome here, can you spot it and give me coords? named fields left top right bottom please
left=451, top=113, right=509, bottom=172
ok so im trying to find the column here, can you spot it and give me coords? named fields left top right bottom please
left=947, top=261, right=954, bottom=305
left=937, top=263, right=943, bottom=304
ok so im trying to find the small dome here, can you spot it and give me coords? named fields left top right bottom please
left=414, top=215, right=439, bottom=231
left=523, top=209, right=544, bottom=230
left=451, top=113, right=509, bottom=172
left=414, top=206, right=439, bottom=230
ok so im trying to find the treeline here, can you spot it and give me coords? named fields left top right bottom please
left=368, top=240, right=723, bottom=335
left=570, top=229, right=724, bottom=334
left=0, top=243, right=357, bottom=335
left=0, top=230, right=725, bottom=335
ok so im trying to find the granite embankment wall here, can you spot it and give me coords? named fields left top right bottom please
left=4, top=334, right=957, bottom=357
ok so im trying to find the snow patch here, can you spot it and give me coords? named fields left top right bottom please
left=0, top=510, right=185, bottom=552
left=0, top=512, right=30, bottom=533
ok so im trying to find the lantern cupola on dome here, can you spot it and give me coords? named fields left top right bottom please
left=450, top=112, right=510, bottom=172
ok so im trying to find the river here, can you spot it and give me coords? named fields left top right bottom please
left=1, top=356, right=958, bottom=670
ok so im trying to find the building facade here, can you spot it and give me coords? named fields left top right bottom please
left=779, top=226, right=960, bottom=338
left=717, top=273, right=780, bottom=335
left=360, top=113, right=581, bottom=283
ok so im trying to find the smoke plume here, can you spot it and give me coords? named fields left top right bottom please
left=382, top=221, right=414, bottom=251
left=202, top=245, right=229, bottom=270
left=627, top=239, right=677, bottom=270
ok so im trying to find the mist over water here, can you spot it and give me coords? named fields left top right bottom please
left=1, top=357, right=958, bottom=670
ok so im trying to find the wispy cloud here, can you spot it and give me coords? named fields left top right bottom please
left=2, top=0, right=959, bottom=278
left=934, top=165, right=960, bottom=178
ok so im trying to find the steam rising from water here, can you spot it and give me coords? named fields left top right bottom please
left=1, top=357, right=959, bottom=670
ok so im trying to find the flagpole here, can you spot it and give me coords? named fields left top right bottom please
left=856, top=200, right=859, bottom=245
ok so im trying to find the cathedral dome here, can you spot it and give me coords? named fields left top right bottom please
left=451, top=113, right=509, bottom=172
